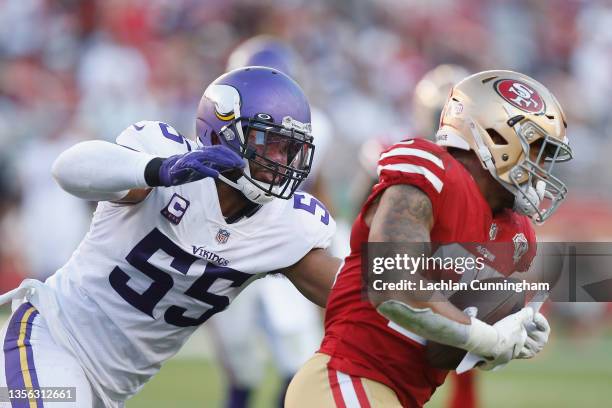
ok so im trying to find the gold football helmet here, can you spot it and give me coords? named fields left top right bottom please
left=412, top=64, right=470, bottom=138
left=435, top=70, right=572, bottom=223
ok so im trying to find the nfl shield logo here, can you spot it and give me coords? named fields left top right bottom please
left=216, top=229, right=230, bottom=244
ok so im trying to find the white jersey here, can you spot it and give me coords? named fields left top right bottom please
left=42, top=121, right=335, bottom=403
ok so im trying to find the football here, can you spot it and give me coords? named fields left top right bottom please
left=425, top=277, right=526, bottom=369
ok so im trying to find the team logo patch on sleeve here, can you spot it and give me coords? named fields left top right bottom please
left=489, top=223, right=498, bottom=240
left=161, top=193, right=190, bottom=225
left=512, top=233, right=529, bottom=264
left=216, top=228, right=230, bottom=244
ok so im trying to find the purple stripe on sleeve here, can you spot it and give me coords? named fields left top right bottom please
left=24, top=309, right=43, bottom=407
left=4, top=303, right=29, bottom=407
left=2, top=303, right=41, bottom=408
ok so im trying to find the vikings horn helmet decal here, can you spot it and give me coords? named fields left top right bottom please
left=204, top=84, right=241, bottom=122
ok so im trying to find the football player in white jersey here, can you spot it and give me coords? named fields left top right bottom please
left=0, top=66, right=340, bottom=408
left=210, top=35, right=335, bottom=408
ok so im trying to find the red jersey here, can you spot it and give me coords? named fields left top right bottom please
left=319, top=139, right=536, bottom=407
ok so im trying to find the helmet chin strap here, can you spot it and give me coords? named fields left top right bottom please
left=465, top=118, right=495, bottom=174
left=218, top=158, right=280, bottom=204
left=217, top=173, right=275, bottom=205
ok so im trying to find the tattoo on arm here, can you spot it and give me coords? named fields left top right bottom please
left=369, top=185, right=471, bottom=324
left=368, top=184, right=435, bottom=306
left=370, top=184, right=433, bottom=243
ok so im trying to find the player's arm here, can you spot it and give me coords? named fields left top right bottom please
left=367, top=184, right=470, bottom=323
left=52, top=140, right=243, bottom=203
left=282, top=249, right=342, bottom=308
left=368, top=184, right=533, bottom=368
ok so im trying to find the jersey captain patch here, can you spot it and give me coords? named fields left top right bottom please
left=161, top=193, right=190, bottom=224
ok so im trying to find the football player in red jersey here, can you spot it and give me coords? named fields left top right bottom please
left=286, top=70, right=572, bottom=407
left=413, top=63, right=479, bottom=408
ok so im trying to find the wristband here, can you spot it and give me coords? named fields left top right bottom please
left=144, top=158, right=164, bottom=187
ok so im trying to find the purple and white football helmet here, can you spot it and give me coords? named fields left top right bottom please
left=196, top=67, right=314, bottom=204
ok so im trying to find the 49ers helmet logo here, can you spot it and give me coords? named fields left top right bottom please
left=495, top=79, right=545, bottom=114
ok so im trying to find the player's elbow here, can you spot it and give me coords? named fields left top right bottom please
left=52, top=146, right=76, bottom=192
left=368, top=289, right=392, bottom=309
left=368, top=287, right=430, bottom=311
left=52, top=141, right=111, bottom=199
left=52, top=142, right=90, bottom=193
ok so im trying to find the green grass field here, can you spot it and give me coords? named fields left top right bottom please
left=129, top=329, right=612, bottom=408
left=1, top=307, right=611, bottom=407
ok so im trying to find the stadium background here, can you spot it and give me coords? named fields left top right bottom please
left=0, top=0, right=611, bottom=406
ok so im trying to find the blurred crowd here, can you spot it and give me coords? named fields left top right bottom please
left=1, top=0, right=612, bottom=284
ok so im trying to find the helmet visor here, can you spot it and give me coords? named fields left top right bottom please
left=220, top=115, right=314, bottom=200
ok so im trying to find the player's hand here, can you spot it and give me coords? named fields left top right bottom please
left=517, top=312, right=550, bottom=359
left=478, top=307, right=533, bottom=371
left=159, top=146, right=244, bottom=187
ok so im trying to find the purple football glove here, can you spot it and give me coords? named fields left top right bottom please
left=159, top=145, right=244, bottom=187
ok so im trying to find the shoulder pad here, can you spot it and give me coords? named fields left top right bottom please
left=290, top=191, right=336, bottom=249
left=377, top=138, right=446, bottom=194
left=115, top=120, right=195, bottom=157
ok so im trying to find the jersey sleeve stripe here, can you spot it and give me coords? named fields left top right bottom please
left=376, top=163, right=444, bottom=193
left=379, top=147, right=444, bottom=169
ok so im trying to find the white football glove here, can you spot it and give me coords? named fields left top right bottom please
left=462, top=307, right=533, bottom=371
left=517, top=312, right=550, bottom=359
